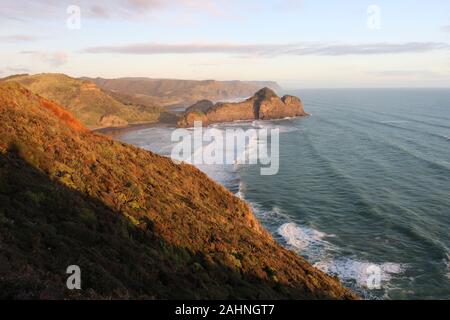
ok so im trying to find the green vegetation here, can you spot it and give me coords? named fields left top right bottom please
left=0, top=82, right=357, bottom=300
left=3, top=73, right=172, bottom=128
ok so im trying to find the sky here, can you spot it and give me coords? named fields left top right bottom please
left=1, top=0, right=450, bottom=88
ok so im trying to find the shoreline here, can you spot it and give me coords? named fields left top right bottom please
left=94, top=114, right=310, bottom=139
left=93, top=121, right=175, bottom=138
left=110, top=114, right=376, bottom=299
left=111, top=116, right=358, bottom=293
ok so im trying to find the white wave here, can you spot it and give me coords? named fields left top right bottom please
left=251, top=120, right=300, bottom=133
left=278, top=222, right=332, bottom=252
left=277, top=221, right=406, bottom=292
left=235, top=181, right=246, bottom=199
left=234, top=129, right=259, bottom=165
left=445, top=253, right=450, bottom=280
left=314, top=259, right=405, bottom=290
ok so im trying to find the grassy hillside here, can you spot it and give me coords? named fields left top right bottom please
left=0, top=82, right=357, bottom=300
left=3, top=74, right=171, bottom=128
left=84, top=77, right=282, bottom=108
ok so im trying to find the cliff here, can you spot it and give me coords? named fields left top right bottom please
left=0, top=82, right=355, bottom=300
left=178, top=87, right=308, bottom=127
left=2, top=73, right=169, bottom=129
left=84, top=77, right=282, bottom=108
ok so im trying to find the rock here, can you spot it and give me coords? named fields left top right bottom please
left=178, top=87, right=308, bottom=127
left=185, top=99, right=215, bottom=113
left=99, top=114, right=128, bottom=128
left=176, top=100, right=213, bottom=127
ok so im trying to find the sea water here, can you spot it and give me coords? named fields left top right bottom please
left=120, top=88, right=450, bottom=299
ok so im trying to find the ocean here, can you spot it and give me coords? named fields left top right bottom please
left=119, top=88, right=450, bottom=299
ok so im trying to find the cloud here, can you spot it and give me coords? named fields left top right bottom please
left=0, top=34, right=37, bottom=42
left=84, top=41, right=449, bottom=56
left=89, top=5, right=110, bottom=18
left=442, top=25, right=450, bottom=33
left=0, top=0, right=225, bottom=21
left=125, top=0, right=164, bottom=10
left=85, top=43, right=284, bottom=55
left=287, top=42, right=449, bottom=56
left=21, top=51, right=68, bottom=67
left=85, top=0, right=166, bottom=19
left=89, top=0, right=227, bottom=19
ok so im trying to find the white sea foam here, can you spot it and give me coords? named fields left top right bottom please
left=278, top=221, right=406, bottom=292
left=234, top=129, right=259, bottom=165
left=314, top=259, right=405, bottom=290
left=235, top=181, right=246, bottom=199
left=278, top=222, right=331, bottom=252
left=251, top=120, right=300, bottom=133
left=124, top=124, right=407, bottom=295
left=445, top=253, right=450, bottom=280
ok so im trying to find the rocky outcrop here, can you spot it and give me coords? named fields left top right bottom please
left=178, top=87, right=308, bottom=127
left=99, top=114, right=128, bottom=127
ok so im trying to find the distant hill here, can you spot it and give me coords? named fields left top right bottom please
left=0, top=82, right=356, bottom=299
left=83, top=77, right=282, bottom=108
left=3, top=74, right=171, bottom=129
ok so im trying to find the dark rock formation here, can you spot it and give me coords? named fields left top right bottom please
left=99, top=114, right=128, bottom=128
left=178, top=87, right=308, bottom=127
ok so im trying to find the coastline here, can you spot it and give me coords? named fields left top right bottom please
left=96, top=112, right=310, bottom=139
left=110, top=115, right=359, bottom=297
left=0, top=82, right=357, bottom=299
left=93, top=121, right=175, bottom=138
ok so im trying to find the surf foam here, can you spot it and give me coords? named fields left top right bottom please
left=445, top=253, right=450, bottom=280
left=278, top=222, right=332, bottom=253
left=277, top=221, right=406, bottom=294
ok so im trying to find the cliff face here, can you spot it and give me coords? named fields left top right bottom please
left=84, top=77, right=282, bottom=108
left=2, top=74, right=165, bottom=129
left=178, top=88, right=308, bottom=127
left=0, top=82, right=355, bottom=300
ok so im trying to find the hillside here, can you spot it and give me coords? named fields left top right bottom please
left=0, top=82, right=356, bottom=299
left=178, top=87, right=309, bottom=127
left=84, top=77, right=282, bottom=108
left=3, top=74, right=171, bottom=129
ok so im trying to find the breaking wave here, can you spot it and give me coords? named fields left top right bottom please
left=277, top=221, right=406, bottom=298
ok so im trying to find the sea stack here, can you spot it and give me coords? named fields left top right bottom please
left=177, top=87, right=308, bottom=127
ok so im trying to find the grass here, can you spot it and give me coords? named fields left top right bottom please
left=0, top=82, right=357, bottom=300
left=4, top=74, right=166, bottom=128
